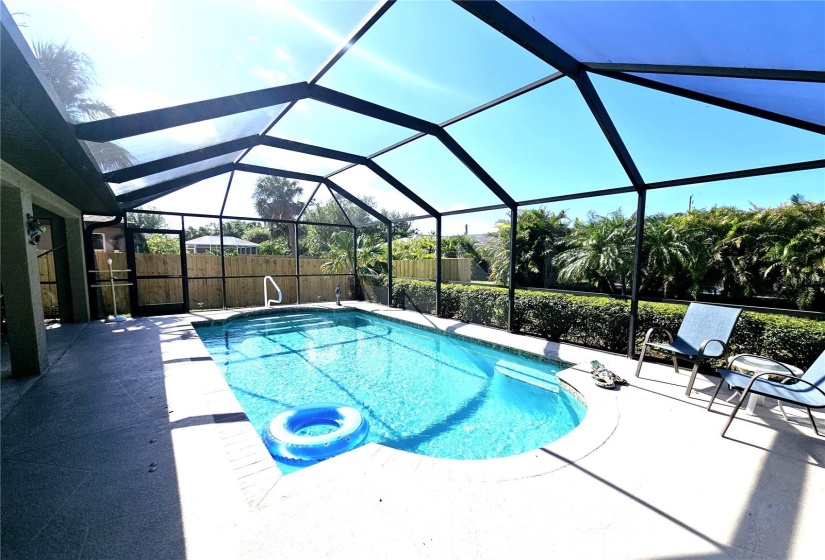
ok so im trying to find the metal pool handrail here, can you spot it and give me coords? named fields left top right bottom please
left=264, top=276, right=282, bottom=306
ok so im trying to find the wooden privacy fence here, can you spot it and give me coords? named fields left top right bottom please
left=39, top=252, right=474, bottom=316
left=37, top=251, right=59, bottom=318
left=393, top=259, right=471, bottom=282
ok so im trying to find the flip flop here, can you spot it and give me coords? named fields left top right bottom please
left=591, top=360, right=628, bottom=386
left=593, top=372, right=616, bottom=389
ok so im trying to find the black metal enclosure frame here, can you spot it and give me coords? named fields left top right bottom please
left=4, top=1, right=822, bottom=356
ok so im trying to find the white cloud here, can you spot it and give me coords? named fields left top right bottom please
left=274, top=46, right=293, bottom=63
left=248, top=34, right=260, bottom=44
left=164, top=121, right=219, bottom=145
left=250, top=65, right=288, bottom=87
left=99, top=82, right=219, bottom=146
left=99, top=81, right=176, bottom=116
left=65, top=0, right=158, bottom=55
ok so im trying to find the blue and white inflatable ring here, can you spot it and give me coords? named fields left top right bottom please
left=262, top=403, right=369, bottom=464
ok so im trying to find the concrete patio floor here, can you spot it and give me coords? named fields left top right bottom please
left=1, top=303, right=823, bottom=559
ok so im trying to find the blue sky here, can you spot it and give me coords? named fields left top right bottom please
left=8, top=0, right=824, bottom=235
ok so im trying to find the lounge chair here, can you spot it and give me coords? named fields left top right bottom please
left=634, top=303, right=742, bottom=396
left=707, top=350, right=825, bottom=437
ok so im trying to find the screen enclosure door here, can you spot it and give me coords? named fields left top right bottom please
left=126, top=228, right=188, bottom=316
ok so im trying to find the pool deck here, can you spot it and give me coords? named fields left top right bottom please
left=1, top=302, right=822, bottom=559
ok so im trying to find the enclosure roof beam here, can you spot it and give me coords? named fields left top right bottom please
left=233, top=163, right=324, bottom=182
left=115, top=163, right=234, bottom=208
left=253, top=0, right=396, bottom=140
left=584, top=63, right=825, bottom=83
left=326, top=186, right=355, bottom=227
left=454, top=1, right=645, bottom=188
left=643, top=158, right=825, bottom=190
left=324, top=178, right=391, bottom=225
left=308, top=0, right=396, bottom=86
left=295, top=183, right=322, bottom=222
left=576, top=73, right=645, bottom=187
left=364, top=161, right=440, bottom=218
left=260, top=137, right=369, bottom=165
left=452, top=1, right=581, bottom=77
left=307, top=84, right=441, bottom=134
left=440, top=71, right=565, bottom=128
left=434, top=130, right=517, bottom=207
left=589, top=69, right=825, bottom=136
left=75, top=82, right=309, bottom=142
left=104, top=135, right=259, bottom=183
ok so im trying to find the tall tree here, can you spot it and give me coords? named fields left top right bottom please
left=487, top=208, right=569, bottom=287
left=253, top=176, right=304, bottom=222
left=253, top=175, right=304, bottom=252
left=556, top=210, right=635, bottom=295
left=33, top=40, right=134, bottom=171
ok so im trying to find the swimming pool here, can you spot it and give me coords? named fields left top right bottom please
left=197, top=311, right=586, bottom=471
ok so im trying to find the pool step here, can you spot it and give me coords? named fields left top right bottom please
left=494, top=360, right=559, bottom=393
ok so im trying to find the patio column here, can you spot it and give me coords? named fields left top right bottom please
left=627, top=190, right=647, bottom=359
left=64, top=216, right=91, bottom=322
left=0, top=184, right=48, bottom=376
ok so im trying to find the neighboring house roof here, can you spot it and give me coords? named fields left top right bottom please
left=185, top=236, right=259, bottom=248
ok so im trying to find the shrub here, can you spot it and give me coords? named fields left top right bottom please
left=391, top=279, right=825, bottom=369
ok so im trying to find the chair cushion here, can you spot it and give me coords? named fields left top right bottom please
left=718, top=368, right=825, bottom=408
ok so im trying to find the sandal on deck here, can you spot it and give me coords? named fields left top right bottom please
left=593, top=371, right=616, bottom=389
left=591, top=360, right=628, bottom=386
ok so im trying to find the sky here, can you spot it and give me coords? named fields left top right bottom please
left=7, top=0, right=824, bottom=236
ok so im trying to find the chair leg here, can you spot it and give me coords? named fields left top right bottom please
left=672, top=355, right=679, bottom=373
left=807, top=408, right=821, bottom=437
left=685, top=359, right=702, bottom=396
left=634, top=345, right=648, bottom=378
left=721, top=387, right=749, bottom=437
left=707, top=379, right=724, bottom=411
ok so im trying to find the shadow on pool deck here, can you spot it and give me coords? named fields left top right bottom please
left=1, top=305, right=823, bottom=559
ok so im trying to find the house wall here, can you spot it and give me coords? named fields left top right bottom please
left=1, top=161, right=90, bottom=376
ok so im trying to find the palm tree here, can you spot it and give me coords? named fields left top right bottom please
left=762, top=200, right=825, bottom=309
left=253, top=175, right=304, bottom=252
left=33, top=40, right=134, bottom=171
left=486, top=208, right=569, bottom=287
left=253, top=175, right=304, bottom=221
left=556, top=210, right=635, bottom=295
left=641, top=214, right=694, bottom=298
left=320, top=230, right=387, bottom=276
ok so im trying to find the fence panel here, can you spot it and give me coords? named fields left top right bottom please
left=84, top=253, right=472, bottom=314
left=392, top=259, right=471, bottom=282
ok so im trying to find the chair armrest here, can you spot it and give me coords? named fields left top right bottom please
left=642, top=326, right=674, bottom=346
left=740, top=371, right=825, bottom=400
left=697, top=338, right=731, bottom=359
left=727, top=354, right=799, bottom=377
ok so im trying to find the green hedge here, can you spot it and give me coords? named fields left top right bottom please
left=391, top=279, right=825, bottom=369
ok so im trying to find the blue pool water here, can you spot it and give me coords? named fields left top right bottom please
left=196, top=312, right=586, bottom=471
